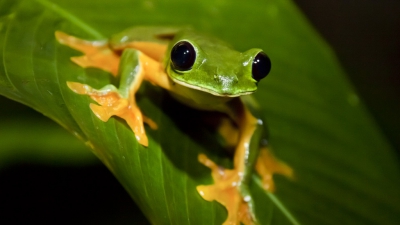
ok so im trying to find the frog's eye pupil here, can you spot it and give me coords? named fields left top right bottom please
left=252, top=51, right=271, bottom=82
left=171, top=41, right=196, bottom=71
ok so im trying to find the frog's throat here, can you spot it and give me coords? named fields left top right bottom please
left=170, top=77, right=254, bottom=97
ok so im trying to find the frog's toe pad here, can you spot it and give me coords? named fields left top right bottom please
left=67, top=81, right=91, bottom=95
left=196, top=185, right=215, bottom=202
left=143, top=117, right=158, bottom=130
left=89, top=103, right=112, bottom=122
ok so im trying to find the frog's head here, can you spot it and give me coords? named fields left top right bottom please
left=165, top=30, right=271, bottom=97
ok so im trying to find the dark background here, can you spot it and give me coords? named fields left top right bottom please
left=295, top=0, right=400, bottom=152
left=1, top=0, right=399, bottom=224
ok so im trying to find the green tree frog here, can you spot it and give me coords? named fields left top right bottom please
left=56, top=26, right=293, bottom=225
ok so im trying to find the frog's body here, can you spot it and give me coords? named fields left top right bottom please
left=56, top=27, right=293, bottom=225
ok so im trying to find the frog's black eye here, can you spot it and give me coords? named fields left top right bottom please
left=170, top=41, right=196, bottom=71
left=252, top=51, right=271, bottom=82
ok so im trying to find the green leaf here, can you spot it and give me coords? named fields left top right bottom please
left=0, top=0, right=399, bottom=224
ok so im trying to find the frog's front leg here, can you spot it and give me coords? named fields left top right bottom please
left=67, top=49, right=156, bottom=146
left=55, top=31, right=120, bottom=76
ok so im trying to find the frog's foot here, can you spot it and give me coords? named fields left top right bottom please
left=55, top=31, right=120, bottom=76
left=196, top=154, right=254, bottom=225
left=67, top=81, right=157, bottom=146
left=255, top=147, right=293, bottom=192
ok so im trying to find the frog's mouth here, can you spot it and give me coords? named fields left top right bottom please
left=171, top=77, right=254, bottom=98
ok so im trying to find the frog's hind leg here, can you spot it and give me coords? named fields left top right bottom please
left=67, top=49, right=156, bottom=147
left=197, top=99, right=295, bottom=224
left=197, top=101, right=260, bottom=225
left=255, top=145, right=293, bottom=192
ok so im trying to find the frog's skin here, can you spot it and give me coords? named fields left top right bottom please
left=56, top=27, right=293, bottom=225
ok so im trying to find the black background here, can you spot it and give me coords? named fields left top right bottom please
left=295, top=0, right=400, bottom=150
